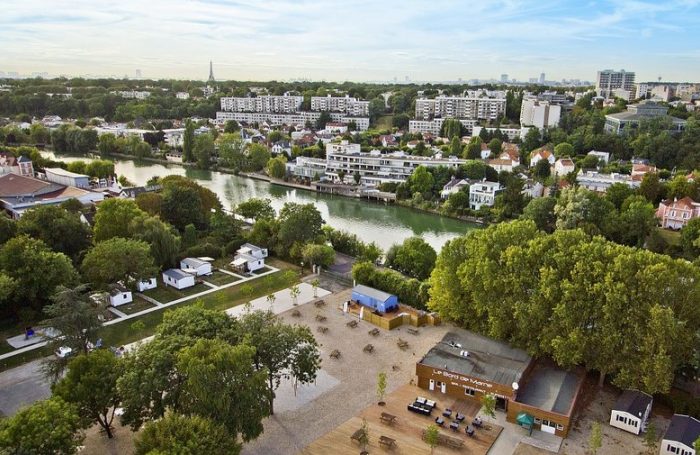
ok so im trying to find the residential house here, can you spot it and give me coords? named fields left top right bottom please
left=379, top=135, right=398, bottom=148
left=587, top=150, right=610, bottom=164
left=469, top=180, right=501, bottom=210
left=656, top=197, right=700, bottom=229
left=488, top=158, right=516, bottom=173
left=180, top=258, right=212, bottom=276
left=522, top=181, right=545, bottom=198
left=271, top=141, right=292, bottom=155
left=661, top=414, right=700, bottom=455
left=529, top=147, right=555, bottom=168
left=554, top=158, right=576, bottom=177
left=136, top=278, right=157, bottom=292
left=107, top=285, right=133, bottom=307
left=440, top=178, right=469, bottom=199
left=632, top=162, right=657, bottom=181
left=230, top=243, right=268, bottom=273
left=162, top=269, right=196, bottom=290
left=609, top=390, right=652, bottom=435
left=576, top=171, right=639, bottom=193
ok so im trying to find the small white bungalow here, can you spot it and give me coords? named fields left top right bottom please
left=136, top=278, right=157, bottom=292
left=231, top=243, right=268, bottom=273
left=108, top=285, right=133, bottom=307
left=609, top=390, right=652, bottom=435
left=661, top=414, right=700, bottom=455
left=180, top=257, right=212, bottom=276
left=162, top=269, right=196, bottom=290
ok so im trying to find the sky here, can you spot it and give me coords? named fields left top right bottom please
left=1, top=0, right=699, bottom=83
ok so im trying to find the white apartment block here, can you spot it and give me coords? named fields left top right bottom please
left=576, top=171, right=640, bottom=193
left=112, top=90, right=151, bottom=100
left=414, top=90, right=507, bottom=121
left=176, top=92, right=190, bottom=100
left=471, top=126, right=527, bottom=141
left=469, top=181, right=501, bottom=210
left=310, top=95, right=369, bottom=116
left=409, top=118, right=478, bottom=136
left=220, top=94, right=303, bottom=113
left=596, top=69, right=635, bottom=100
left=520, top=99, right=561, bottom=129
left=215, top=111, right=370, bottom=131
left=286, top=156, right=327, bottom=179
left=325, top=141, right=466, bottom=185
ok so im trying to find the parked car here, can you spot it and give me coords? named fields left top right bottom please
left=55, top=346, right=73, bottom=358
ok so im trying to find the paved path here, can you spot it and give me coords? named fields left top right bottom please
left=107, top=307, right=128, bottom=318
left=0, top=358, right=51, bottom=417
left=137, top=293, right=163, bottom=307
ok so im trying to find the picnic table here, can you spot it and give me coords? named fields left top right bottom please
left=449, top=421, right=460, bottom=431
left=466, top=425, right=475, bottom=437
left=346, top=320, right=358, bottom=328
left=291, top=309, right=301, bottom=317
left=363, top=344, right=374, bottom=353
left=435, top=416, right=445, bottom=426
left=314, top=299, right=326, bottom=308
left=317, top=326, right=329, bottom=334
left=380, top=412, right=396, bottom=425
left=379, top=435, right=396, bottom=448
left=329, top=349, right=341, bottom=359
left=397, top=338, right=409, bottom=350
left=315, top=314, right=327, bottom=322
left=350, top=428, right=365, bottom=443
left=368, top=328, right=380, bottom=336
left=407, top=327, right=419, bottom=335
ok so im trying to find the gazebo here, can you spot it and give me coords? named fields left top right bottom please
left=516, top=412, right=535, bottom=435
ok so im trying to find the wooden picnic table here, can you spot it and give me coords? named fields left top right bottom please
left=379, top=435, right=396, bottom=448
left=350, top=428, right=364, bottom=443
left=317, top=326, right=328, bottom=334
left=407, top=327, right=419, bottom=335
left=397, top=338, right=409, bottom=349
left=368, top=328, right=380, bottom=336
left=379, top=412, right=396, bottom=425
left=314, top=299, right=326, bottom=308
left=346, top=319, right=358, bottom=328
left=329, top=349, right=341, bottom=359
left=315, top=314, right=327, bottom=322
left=363, top=344, right=374, bottom=353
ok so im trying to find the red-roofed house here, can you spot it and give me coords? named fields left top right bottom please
left=631, top=163, right=657, bottom=181
left=530, top=147, right=555, bottom=168
left=379, top=135, right=398, bottom=148
left=657, top=197, right=700, bottom=230
left=554, top=158, right=576, bottom=177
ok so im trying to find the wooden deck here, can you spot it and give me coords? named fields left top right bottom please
left=299, top=384, right=502, bottom=454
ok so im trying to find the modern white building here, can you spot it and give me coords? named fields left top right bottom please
left=231, top=243, right=268, bottom=273
left=587, top=150, right=610, bottom=164
left=286, top=156, right=327, bottom=180
left=162, top=269, right=196, bottom=290
left=175, top=92, right=190, bottom=100
left=661, top=414, right=700, bottom=455
left=520, top=99, right=561, bottom=129
left=554, top=158, right=575, bottom=177
left=310, top=95, right=369, bottom=116
left=609, top=390, right=652, bottom=435
left=180, top=258, right=212, bottom=276
left=471, top=126, right=527, bottom=141
left=414, top=90, right=507, bottom=121
left=604, top=101, right=687, bottom=135
left=596, top=69, right=636, bottom=100
left=409, top=118, right=478, bottom=136
left=440, top=178, right=469, bottom=199
left=220, top=94, right=303, bottom=113
left=469, top=180, right=501, bottom=210
left=215, top=111, right=370, bottom=131
left=576, top=171, right=640, bottom=193
left=43, top=168, right=91, bottom=189
left=112, top=90, right=151, bottom=100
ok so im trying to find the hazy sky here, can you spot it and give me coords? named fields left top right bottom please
left=1, top=0, right=699, bottom=82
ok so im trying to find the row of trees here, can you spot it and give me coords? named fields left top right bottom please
left=428, top=220, right=700, bottom=394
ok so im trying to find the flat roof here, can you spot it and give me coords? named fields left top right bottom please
left=419, top=329, right=532, bottom=387
left=44, top=168, right=89, bottom=179
left=181, top=257, right=209, bottom=268
left=352, top=284, right=396, bottom=303
left=516, top=362, right=584, bottom=416
left=163, top=269, right=191, bottom=280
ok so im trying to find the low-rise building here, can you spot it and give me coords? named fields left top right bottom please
left=162, top=269, right=195, bottom=290
left=576, top=171, right=639, bottom=193
left=43, top=168, right=91, bottom=189
left=529, top=147, right=555, bottom=168
left=176, top=92, right=190, bottom=100
left=469, top=180, right=501, bottom=210
left=136, top=278, right=157, bottom=292
left=554, top=158, right=575, bottom=177
left=107, top=285, right=133, bottom=307
left=661, top=414, right=700, bottom=455
left=440, top=178, right=469, bottom=199
left=609, top=390, right=652, bottom=435
left=587, top=150, right=610, bottom=164
left=409, top=118, right=478, bottom=136
left=180, top=258, right=212, bottom=276
left=351, top=284, right=398, bottom=313
left=230, top=243, right=268, bottom=273
left=604, top=101, right=687, bottom=135
left=488, top=158, right=515, bottom=173
left=286, top=156, right=327, bottom=180
left=656, top=197, right=700, bottom=230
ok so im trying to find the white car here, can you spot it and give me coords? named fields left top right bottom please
left=55, top=346, right=73, bottom=358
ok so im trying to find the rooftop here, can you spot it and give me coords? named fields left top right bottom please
left=352, top=284, right=396, bottom=303
left=419, top=329, right=532, bottom=388
left=516, top=361, right=584, bottom=416
left=44, top=167, right=89, bottom=179
left=181, top=257, right=209, bottom=268
left=613, top=390, right=653, bottom=419
left=664, top=414, right=700, bottom=447
left=163, top=268, right=191, bottom=280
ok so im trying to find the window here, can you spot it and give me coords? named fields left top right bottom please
left=534, top=418, right=541, bottom=424
left=464, top=387, right=475, bottom=396
left=556, top=424, right=564, bottom=431
left=123, top=294, right=127, bottom=299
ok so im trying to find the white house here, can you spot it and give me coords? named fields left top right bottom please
left=661, top=414, right=700, bottom=455
left=587, top=150, right=610, bottom=164
left=469, top=180, right=501, bottom=210
left=231, top=243, right=268, bottom=273
left=162, top=269, right=196, bottom=290
left=108, top=285, right=133, bottom=307
left=487, top=158, right=515, bottom=173
left=136, top=277, right=157, bottom=292
left=609, top=390, right=652, bottom=435
left=271, top=141, right=292, bottom=155
left=554, top=158, right=576, bottom=177
left=180, top=257, right=212, bottom=276
left=440, top=178, right=469, bottom=199
left=530, top=148, right=555, bottom=167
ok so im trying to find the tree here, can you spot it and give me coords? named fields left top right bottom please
left=135, top=192, right=164, bottom=218
left=616, top=196, right=657, bottom=247
left=354, top=171, right=361, bottom=184
left=266, top=155, right=287, bottom=179
left=358, top=418, right=370, bottom=453
left=639, top=173, right=663, bottom=204
left=134, top=414, right=240, bottom=455
left=465, top=137, right=483, bottom=160
left=183, top=119, right=195, bottom=162
left=81, top=237, right=157, bottom=289
left=481, top=393, right=496, bottom=422
left=488, top=138, right=502, bottom=156
left=224, top=120, right=240, bottom=133
left=315, top=111, right=331, bottom=130
left=643, top=421, right=657, bottom=454
left=368, top=97, right=385, bottom=124
left=605, top=183, right=635, bottom=210
left=302, top=243, right=336, bottom=268
left=17, top=205, right=91, bottom=262
left=311, top=278, right=320, bottom=297
left=521, top=197, right=557, bottom=233
left=266, top=293, right=276, bottom=309
left=0, top=214, right=16, bottom=245
left=161, top=184, right=203, bottom=230
left=376, top=371, right=387, bottom=404
left=129, top=215, right=181, bottom=269
left=441, top=118, right=464, bottom=139
left=176, top=338, right=270, bottom=440
left=53, top=350, right=122, bottom=439
left=289, top=284, right=300, bottom=305
left=277, top=203, right=324, bottom=252
left=236, top=198, right=275, bottom=221
left=450, top=136, right=462, bottom=156
left=0, top=236, right=78, bottom=315
left=408, top=166, right=434, bottom=196
left=247, top=143, right=271, bottom=171
left=533, top=158, right=551, bottom=180
left=193, top=133, right=214, bottom=168
left=554, top=186, right=615, bottom=234
left=424, top=424, right=439, bottom=454
left=521, top=127, right=542, bottom=153
left=681, top=218, right=700, bottom=258
left=93, top=198, right=146, bottom=242
left=236, top=310, right=321, bottom=414
left=554, top=142, right=574, bottom=157
left=589, top=421, right=602, bottom=455
left=218, top=133, right=246, bottom=170
left=385, top=237, right=436, bottom=280
left=666, top=174, right=695, bottom=200
left=0, top=397, right=84, bottom=455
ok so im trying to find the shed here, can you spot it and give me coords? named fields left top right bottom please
left=661, top=414, right=700, bottom=455
left=137, top=277, right=157, bottom=292
left=163, top=269, right=195, bottom=290
left=180, top=257, right=212, bottom=276
left=351, top=284, right=398, bottom=313
left=108, top=285, right=133, bottom=307
left=609, top=390, right=652, bottom=435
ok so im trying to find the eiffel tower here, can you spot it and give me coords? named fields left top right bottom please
left=208, top=60, right=215, bottom=83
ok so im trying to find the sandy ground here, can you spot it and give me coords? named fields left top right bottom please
left=559, top=378, right=670, bottom=455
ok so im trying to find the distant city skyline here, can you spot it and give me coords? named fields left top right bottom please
left=1, top=0, right=699, bottom=82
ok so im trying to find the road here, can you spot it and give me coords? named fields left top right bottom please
left=0, top=357, right=51, bottom=417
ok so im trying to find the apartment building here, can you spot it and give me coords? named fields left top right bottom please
left=112, top=90, right=150, bottom=100
left=310, top=95, right=369, bottom=116
left=219, top=94, right=303, bottom=113
left=414, top=90, right=507, bottom=121
left=215, top=111, right=370, bottom=131
left=472, top=126, right=526, bottom=141
left=604, top=101, right=687, bottom=135
left=469, top=180, right=502, bottom=209
left=596, top=69, right=636, bottom=100
left=520, top=99, right=561, bottom=129
left=408, top=118, right=478, bottom=136
left=325, top=141, right=465, bottom=185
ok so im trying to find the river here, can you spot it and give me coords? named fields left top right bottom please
left=40, top=151, right=477, bottom=252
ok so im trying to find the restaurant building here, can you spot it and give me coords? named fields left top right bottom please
left=416, top=329, right=584, bottom=437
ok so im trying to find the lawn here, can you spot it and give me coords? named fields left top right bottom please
left=657, top=227, right=681, bottom=246
left=115, top=297, right=157, bottom=316
left=202, top=271, right=239, bottom=286
left=376, top=114, right=394, bottom=130
left=142, top=279, right=208, bottom=303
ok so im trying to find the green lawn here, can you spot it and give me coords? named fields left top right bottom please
left=142, top=279, right=208, bottom=303
left=376, top=114, right=394, bottom=130
left=657, top=227, right=681, bottom=246
left=116, top=297, right=157, bottom=316
left=202, top=271, right=239, bottom=286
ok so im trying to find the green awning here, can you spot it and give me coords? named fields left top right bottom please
left=516, top=412, right=535, bottom=427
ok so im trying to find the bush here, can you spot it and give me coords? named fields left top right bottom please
left=351, top=261, right=429, bottom=310
left=184, top=242, right=222, bottom=259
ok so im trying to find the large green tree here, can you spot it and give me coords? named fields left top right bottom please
left=81, top=237, right=157, bottom=289
left=129, top=215, right=181, bottom=269
left=277, top=203, right=324, bottom=252
left=134, top=414, right=240, bottom=455
left=93, top=198, right=146, bottom=242
left=247, top=143, right=272, bottom=171
left=17, top=206, right=91, bottom=262
left=386, top=237, right=437, bottom=280
left=161, top=184, right=203, bottom=230
left=236, top=198, right=275, bottom=221
left=182, top=119, right=195, bottom=162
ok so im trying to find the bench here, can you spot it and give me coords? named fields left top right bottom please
left=363, top=344, right=374, bottom=354
left=407, top=327, right=419, bottom=335
left=314, top=300, right=326, bottom=308
left=397, top=338, right=409, bottom=350
left=350, top=428, right=365, bottom=444
left=329, top=349, right=341, bottom=359
left=346, top=320, right=358, bottom=328
left=315, top=314, right=327, bottom=322
left=379, top=435, right=396, bottom=449
left=379, top=412, right=396, bottom=425
left=368, top=328, right=380, bottom=336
